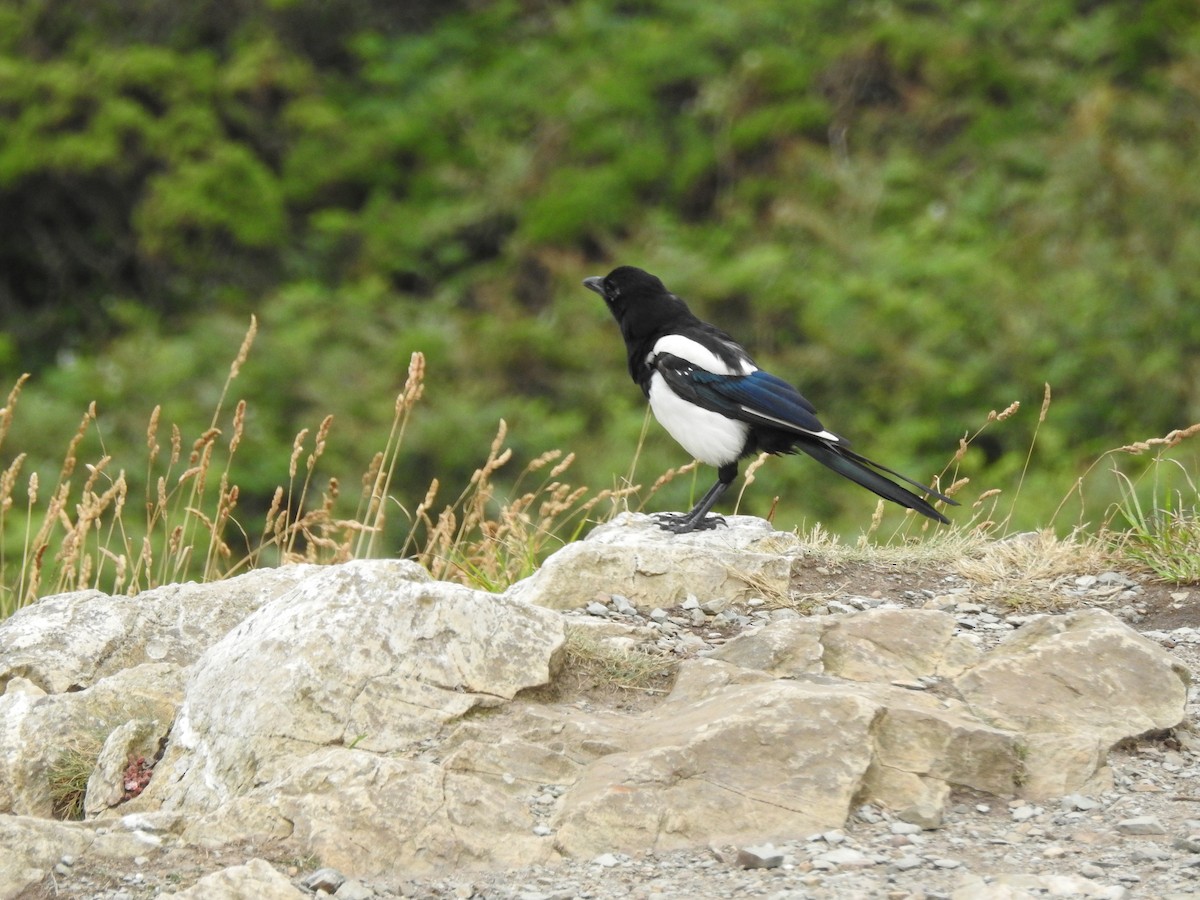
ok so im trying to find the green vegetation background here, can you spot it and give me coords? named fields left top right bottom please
left=2, top=0, right=1199, bottom=562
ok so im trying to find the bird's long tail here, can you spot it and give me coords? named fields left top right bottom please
left=796, top=441, right=956, bottom=524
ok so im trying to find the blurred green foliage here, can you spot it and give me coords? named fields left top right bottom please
left=2, top=0, right=1199, bottom=552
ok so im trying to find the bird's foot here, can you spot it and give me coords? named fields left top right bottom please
left=653, top=512, right=726, bottom=534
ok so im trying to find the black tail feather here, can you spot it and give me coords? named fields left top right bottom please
left=796, top=441, right=956, bottom=524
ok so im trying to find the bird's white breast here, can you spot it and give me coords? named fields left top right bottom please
left=648, top=372, right=749, bottom=467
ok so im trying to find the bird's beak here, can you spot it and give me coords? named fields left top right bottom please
left=582, top=276, right=606, bottom=297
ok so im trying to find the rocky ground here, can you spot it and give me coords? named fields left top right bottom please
left=19, top=554, right=1200, bottom=900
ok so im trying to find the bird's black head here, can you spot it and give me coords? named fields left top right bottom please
left=582, top=266, right=694, bottom=340
left=582, top=266, right=667, bottom=306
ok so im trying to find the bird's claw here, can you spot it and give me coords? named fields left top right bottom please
left=653, top=513, right=726, bottom=534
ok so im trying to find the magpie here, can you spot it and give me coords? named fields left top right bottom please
left=583, top=265, right=957, bottom=533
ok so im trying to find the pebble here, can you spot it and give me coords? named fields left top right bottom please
left=303, top=868, right=347, bottom=893
left=1116, top=815, right=1167, bottom=835
left=1062, top=793, right=1101, bottom=811
left=737, top=844, right=784, bottom=869
left=814, top=847, right=874, bottom=869
left=334, top=879, right=375, bottom=900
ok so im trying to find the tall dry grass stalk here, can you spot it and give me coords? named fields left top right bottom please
left=0, top=326, right=661, bottom=617
left=400, top=419, right=640, bottom=590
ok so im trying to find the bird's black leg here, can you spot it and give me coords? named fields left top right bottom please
left=654, top=463, right=738, bottom=534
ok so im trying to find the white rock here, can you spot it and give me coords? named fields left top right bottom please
left=505, top=514, right=800, bottom=611
left=1116, top=815, right=1166, bottom=835
left=173, top=858, right=305, bottom=899
left=954, top=609, right=1188, bottom=798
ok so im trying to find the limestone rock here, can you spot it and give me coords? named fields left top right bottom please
left=0, top=663, right=184, bottom=817
left=552, top=659, right=881, bottom=856
left=0, top=815, right=94, bottom=897
left=0, top=540, right=1190, bottom=889
left=173, top=857, right=306, bottom=899
left=0, top=565, right=322, bottom=694
left=712, top=608, right=980, bottom=681
left=84, top=718, right=169, bottom=818
left=141, top=560, right=565, bottom=874
left=505, top=513, right=801, bottom=611
left=857, top=684, right=1019, bottom=827
left=955, top=609, right=1190, bottom=798
left=269, top=749, right=555, bottom=875
left=0, top=813, right=162, bottom=897
left=819, top=608, right=981, bottom=681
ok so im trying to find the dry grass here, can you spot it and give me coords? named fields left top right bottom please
left=47, top=737, right=103, bottom=820
left=561, top=626, right=677, bottom=693
left=3, top=320, right=1196, bottom=619
left=0, top=319, right=697, bottom=616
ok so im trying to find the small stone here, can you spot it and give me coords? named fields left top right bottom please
left=680, top=595, right=700, bottom=610
left=335, top=879, right=375, bottom=900
left=611, top=594, right=637, bottom=615
left=648, top=608, right=669, bottom=622
left=593, top=853, right=620, bottom=868
left=584, top=601, right=609, bottom=616
left=892, top=855, right=923, bottom=871
left=303, top=868, right=347, bottom=893
left=533, top=824, right=552, bottom=836
left=855, top=805, right=883, bottom=824
left=932, top=858, right=962, bottom=869
left=1062, top=793, right=1100, bottom=811
left=889, top=822, right=922, bottom=836
left=1116, top=815, right=1166, bottom=835
left=1011, top=805, right=1039, bottom=821
left=815, top=847, right=872, bottom=868
left=1174, top=835, right=1200, bottom=853
left=737, top=844, right=784, bottom=869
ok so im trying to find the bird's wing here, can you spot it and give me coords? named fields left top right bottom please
left=652, top=353, right=838, bottom=441
left=653, top=351, right=958, bottom=514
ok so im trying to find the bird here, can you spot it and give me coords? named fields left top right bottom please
left=583, top=265, right=957, bottom=534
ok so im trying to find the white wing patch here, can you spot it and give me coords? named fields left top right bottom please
left=649, top=372, right=749, bottom=467
left=737, top=405, right=841, bottom=443
left=648, top=334, right=756, bottom=376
